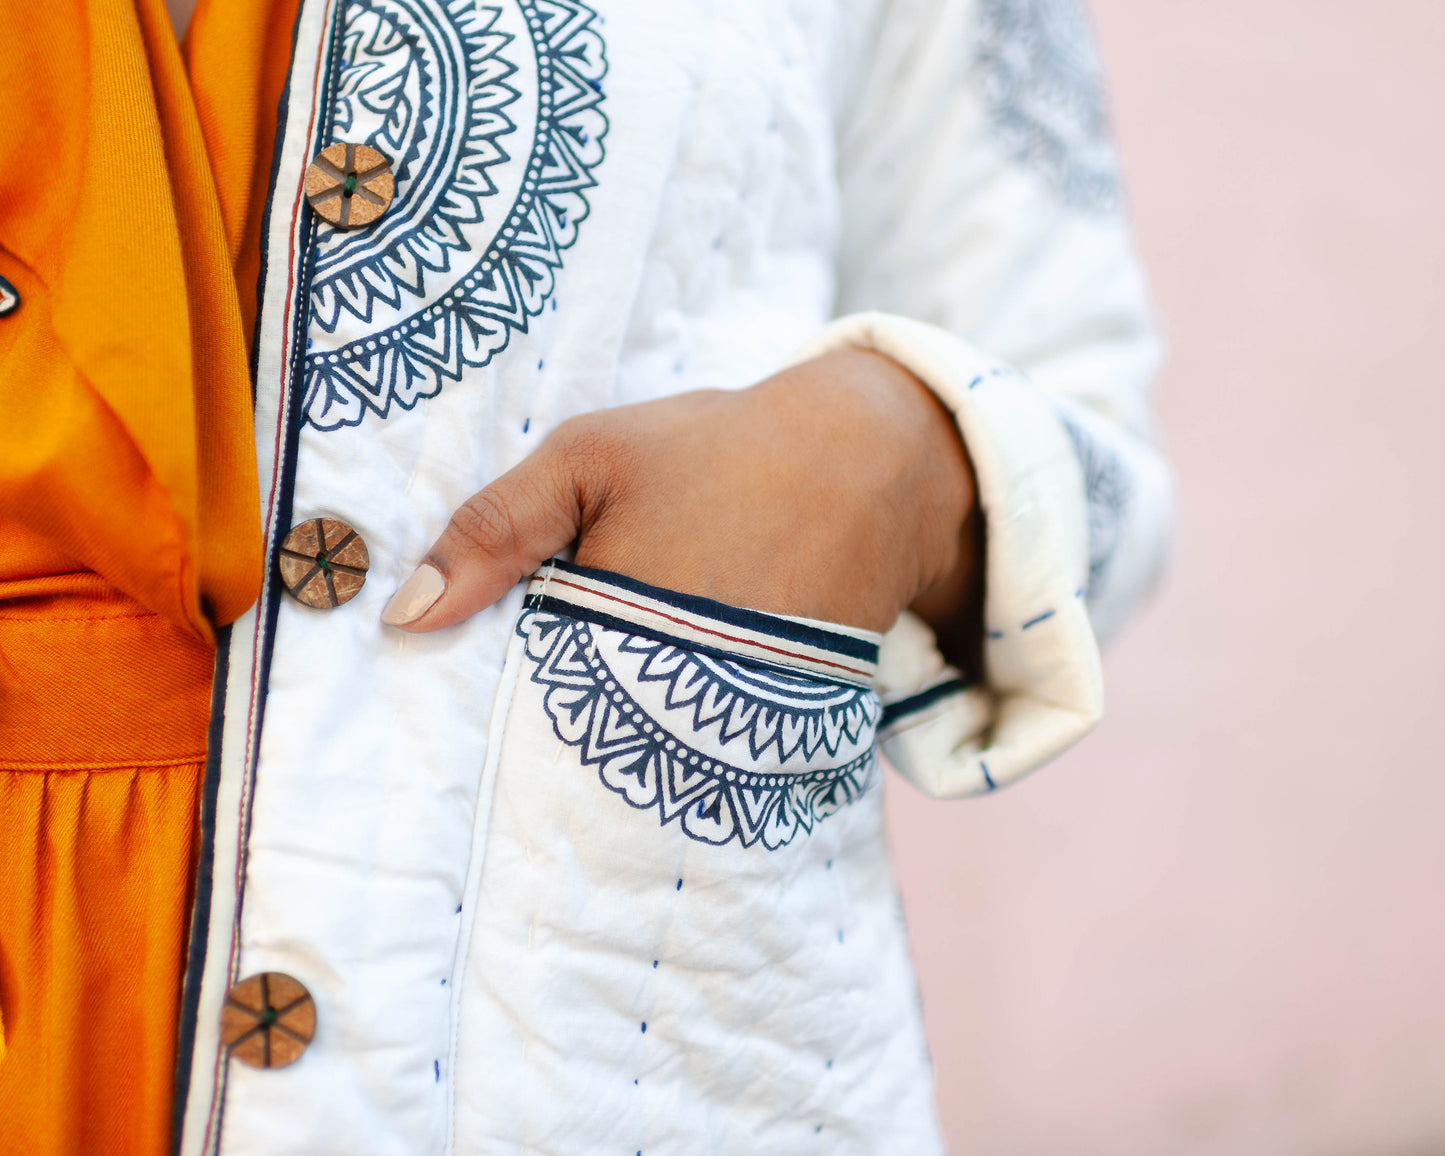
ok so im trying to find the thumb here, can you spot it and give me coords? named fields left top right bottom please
left=380, top=435, right=588, bottom=632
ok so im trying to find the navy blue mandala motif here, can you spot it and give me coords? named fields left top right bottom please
left=303, top=0, right=608, bottom=430
left=519, top=612, right=880, bottom=851
left=1061, top=411, right=1131, bottom=595
left=974, top=0, right=1119, bottom=212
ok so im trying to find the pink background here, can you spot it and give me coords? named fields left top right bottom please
left=888, top=1, right=1445, bottom=1152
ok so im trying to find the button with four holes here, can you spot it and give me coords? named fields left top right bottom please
left=278, top=517, right=370, bottom=609
left=305, top=143, right=395, bottom=229
left=221, top=972, right=316, bottom=1069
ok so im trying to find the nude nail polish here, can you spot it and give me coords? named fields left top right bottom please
left=382, top=563, right=446, bottom=626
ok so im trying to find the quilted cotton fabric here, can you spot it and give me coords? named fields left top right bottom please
left=452, top=566, right=940, bottom=1153
left=178, top=0, right=1171, bottom=1152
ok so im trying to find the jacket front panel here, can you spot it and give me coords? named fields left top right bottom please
left=451, top=566, right=939, bottom=1153
left=180, top=1, right=944, bottom=1153
left=179, top=0, right=1173, bottom=1149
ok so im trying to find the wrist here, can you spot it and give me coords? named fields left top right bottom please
left=841, top=348, right=984, bottom=671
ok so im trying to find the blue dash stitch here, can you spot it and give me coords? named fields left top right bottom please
left=979, top=761, right=996, bottom=790
left=1021, top=609, right=1056, bottom=630
left=968, top=366, right=1011, bottom=389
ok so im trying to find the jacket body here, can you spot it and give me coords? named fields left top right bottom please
left=178, top=0, right=1171, bottom=1151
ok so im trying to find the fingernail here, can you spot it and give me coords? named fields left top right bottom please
left=382, top=563, right=446, bottom=626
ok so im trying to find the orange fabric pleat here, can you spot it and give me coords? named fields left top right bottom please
left=186, top=0, right=305, bottom=345
left=0, top=763, right=203, bottom=1156
left=0, top=0, right=264, bottom=640
left=0, top=1, right=297, bottom=1152
left=0, top=584, right=215, bottom=1155
left=0, top=0, right=302, bottom=1144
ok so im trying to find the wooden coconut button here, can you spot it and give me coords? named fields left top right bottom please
left=221, top=972, right=316, bottom=1069
left=278, top=517, right=370, bottom=609
left=305, top=143, right=394, bottom=229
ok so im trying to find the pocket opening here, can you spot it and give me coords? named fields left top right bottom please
left=525, top=560, right=881, bottom=689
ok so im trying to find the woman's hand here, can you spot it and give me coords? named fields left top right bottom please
left=381, top=349, right=982, bottom=648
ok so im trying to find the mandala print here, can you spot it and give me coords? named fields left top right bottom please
left=519, top=612, right=880, bottom=851
left=303, top=0, right=607, bottom=430
left=1061, top=412, right=1131, bottom=594
left=974, top=0, right=1119, bottom=212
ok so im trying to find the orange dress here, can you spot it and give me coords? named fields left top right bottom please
left=0, top=0, right=295, bottom=1150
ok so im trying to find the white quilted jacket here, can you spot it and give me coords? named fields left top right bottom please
left=178, top=0, right=1172, bottom=1152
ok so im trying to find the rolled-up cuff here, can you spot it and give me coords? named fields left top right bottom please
left=791, top=311, right=1102, bottom=796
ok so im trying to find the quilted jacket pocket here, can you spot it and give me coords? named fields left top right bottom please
left=516, top=560, right=885, bottom=850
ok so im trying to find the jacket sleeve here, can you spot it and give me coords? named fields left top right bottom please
left=794, top=0, right=1173, bottom=797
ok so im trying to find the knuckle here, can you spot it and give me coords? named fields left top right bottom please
left=553, top=415, right=635, bottom=493
left=553, top=414, right=612, bottom=459
left=448, top=490, right=518, bottom=558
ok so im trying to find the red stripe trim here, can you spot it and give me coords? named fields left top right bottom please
left=207, top=10, right=335, bottom=1152
left=540, top=577, right=874, bottom=680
